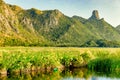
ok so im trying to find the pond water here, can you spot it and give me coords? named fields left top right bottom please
left=0, top=68, right=120, bottom=80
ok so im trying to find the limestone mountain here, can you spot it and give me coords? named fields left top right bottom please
left=73, top=10, right=120, bottom=41
left=0, top=0, right=120, bottom=47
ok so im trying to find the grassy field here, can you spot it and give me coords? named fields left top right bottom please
left=0, top=47, right=120, bottom=75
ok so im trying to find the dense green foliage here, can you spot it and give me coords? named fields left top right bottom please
left=82, top=39, right=120, bottom=47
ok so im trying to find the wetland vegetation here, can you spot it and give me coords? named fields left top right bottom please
left=0, top=47, right=120, bottom=76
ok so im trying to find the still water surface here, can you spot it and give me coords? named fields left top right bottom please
left=0, top=68, right=120, bottom=80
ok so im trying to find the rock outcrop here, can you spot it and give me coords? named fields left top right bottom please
left=89, top=10, right=100, bottom=20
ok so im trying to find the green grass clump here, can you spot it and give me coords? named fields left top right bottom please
left=88, top=58, right=120, bottom=72
left=88, top=49, right=120, bottom=72
left=88, top=58, right=112, bottom=72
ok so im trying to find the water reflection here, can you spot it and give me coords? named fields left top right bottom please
left=0, top=68, right=120, bottom=80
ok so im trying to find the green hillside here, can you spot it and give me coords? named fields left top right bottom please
left=0, top=0, right=120, bottom=47
left=116, top=25, right=120, bottom=32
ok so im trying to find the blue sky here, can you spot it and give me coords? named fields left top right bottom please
left=4, top=0, right=120, bottom=27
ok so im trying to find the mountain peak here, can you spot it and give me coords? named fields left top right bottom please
left=89, top=10, right=100, bottom=20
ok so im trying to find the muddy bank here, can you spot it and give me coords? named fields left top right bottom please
left=0, top=65, right=65, bottom=76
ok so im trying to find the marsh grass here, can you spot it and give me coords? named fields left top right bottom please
left=88, top=48, right=120, bottom=72
left=0, top=47, right=120, bottom=75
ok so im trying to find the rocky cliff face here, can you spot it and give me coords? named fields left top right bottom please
left=0, top=1, right=18, bottom=33
left=89, top=10, right=100, bottom=20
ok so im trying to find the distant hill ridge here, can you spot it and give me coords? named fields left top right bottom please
left=0, top=0, right=120, bottom=47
